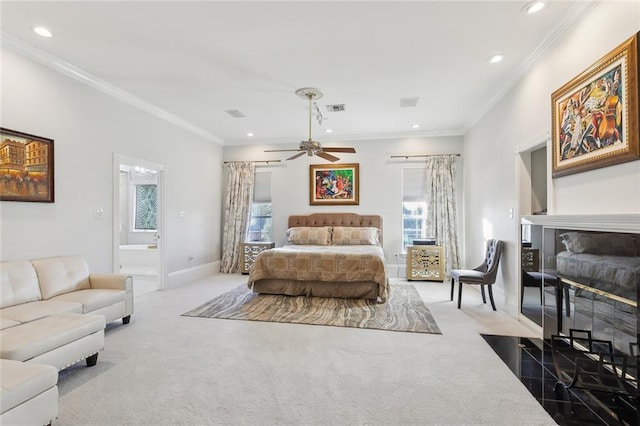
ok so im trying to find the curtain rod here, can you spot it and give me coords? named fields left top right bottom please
left=223, top=160, right=282, bottom=164
left=390, top=154, right=461, bottom=159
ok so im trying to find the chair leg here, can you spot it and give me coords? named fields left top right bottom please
left=480, top=285, right=487, bottom=303
left=450, top=277, right=455, bottom=301
left=487, top=285, right=497, bottom=311
left=457, top=281, right=463, bottom=309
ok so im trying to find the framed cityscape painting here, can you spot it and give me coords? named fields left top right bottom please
left=551, top=32, right=639, bottom=178
left=309, top=163, right=359, bottom=205
left=0, top=128, right=55, bottom=202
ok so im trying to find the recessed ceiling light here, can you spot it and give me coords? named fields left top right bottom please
left=523, top=1, right=545, bottom=14
left=325, top=129, right=333, bottom=133
left=412, top=124, right=420, bottom=129
left=34, top=27, right=52, bottom=38
left=488, top=54, right=504, bottom=64
left=247, top=132, right=254, bottom=137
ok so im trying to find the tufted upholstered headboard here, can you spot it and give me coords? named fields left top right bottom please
left=288, top=213, right=383, bottom=246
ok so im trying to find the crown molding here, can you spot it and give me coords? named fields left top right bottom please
left=2, top=32, right=224, bottom=145
left=463, top=0, right=600, bottom=133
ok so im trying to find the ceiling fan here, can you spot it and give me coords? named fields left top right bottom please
left=265, top=87, right=356, bottom=162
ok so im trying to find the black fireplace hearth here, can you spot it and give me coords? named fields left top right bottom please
left=482, top=334, right=638, bottom=425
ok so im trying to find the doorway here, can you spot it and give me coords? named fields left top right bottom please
left=516, top=135, right=550, bottom=328
left=113, top=154, right=165, bottom=295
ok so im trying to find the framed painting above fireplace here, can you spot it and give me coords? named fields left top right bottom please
left=551, top=32, right=639, bottom=178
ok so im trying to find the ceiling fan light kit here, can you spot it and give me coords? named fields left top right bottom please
left=264, top=87, right=356, bottom=162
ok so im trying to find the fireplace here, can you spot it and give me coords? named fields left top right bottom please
left=520, top=214, right=639, bottom=424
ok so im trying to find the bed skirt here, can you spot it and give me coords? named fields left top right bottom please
left=251, top=279, right=381, bottom=301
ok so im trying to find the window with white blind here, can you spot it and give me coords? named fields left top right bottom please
left=247, top=171, right=272, bottom=242
left=402, top=168, right=428, bottom=251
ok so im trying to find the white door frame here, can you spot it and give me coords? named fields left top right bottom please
left=112, top=154, right=167, bottom=291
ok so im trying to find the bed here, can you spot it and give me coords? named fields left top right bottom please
left=247, top=213, right=389, bottom=303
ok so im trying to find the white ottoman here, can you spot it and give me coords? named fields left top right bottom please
left=0, top=359, right=58, bottom=425
left=0, top=313, right=105, bottom=371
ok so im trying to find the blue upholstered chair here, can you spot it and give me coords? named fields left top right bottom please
left=449, top=239, right=503, bottom=310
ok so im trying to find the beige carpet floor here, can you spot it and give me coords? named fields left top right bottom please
left=54, top=273, right=554, bottom=425
left=182, top=283, right=441, bottom=334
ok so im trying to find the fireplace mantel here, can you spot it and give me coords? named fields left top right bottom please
left=521, top=214, right=640, bottom=233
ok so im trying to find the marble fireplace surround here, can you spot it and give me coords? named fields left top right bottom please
left=521, top=214, right=640, bottom=234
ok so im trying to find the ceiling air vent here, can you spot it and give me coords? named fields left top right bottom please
left=326, top=104, right=345, bottom=112
left=399, top=97, right=419, bottom=108
left=225, top=109, right=246, bottom=118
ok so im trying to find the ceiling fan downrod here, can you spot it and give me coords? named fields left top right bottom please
left=306, top=93, right=313, bottom=142
left=295, top=87, right=323, bottom=143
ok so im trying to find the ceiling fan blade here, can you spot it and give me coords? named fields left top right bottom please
left=286, top=151, right=307, bottom=161
left=264, top=149, right=304, bottom=152
left=316, top=151, right=340, bottom=162
left=321, top=147, right=356, bottom=153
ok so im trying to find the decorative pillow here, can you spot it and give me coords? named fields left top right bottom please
left=331, top=227, right=380, bottom=246
left=559, top=231, right=637, bottom=256
left=286, top=226, right=332, bottom=245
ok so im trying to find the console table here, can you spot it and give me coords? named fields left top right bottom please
left=406, top=245, right=445, bottom=281
left=240, top=242, right=275, bottom=274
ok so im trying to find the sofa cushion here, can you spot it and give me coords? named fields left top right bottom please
left=31, top=256, right=91, bottom=300
left=0, top=300, right=82, bottom=323
left=1, top=260, right=42, bottom=308
left=0, top=318, right=21, bottom=330
left=0, top=359, right=58, bottom=414
left=0, top=313, right=105, bottom=362
left=48, top=289, right=125, bottom=314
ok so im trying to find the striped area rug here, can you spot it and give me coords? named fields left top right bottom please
left=182, top=283, right=441, bottom=334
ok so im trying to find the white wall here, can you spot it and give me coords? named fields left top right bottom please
left=0, top=47, right=223, bottom=274
left=223, top=136, right=464, bottom=264
left=463, top=2, right=640, bottom=315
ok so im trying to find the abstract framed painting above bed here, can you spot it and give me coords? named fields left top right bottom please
left=247, top=213, right=389, bottom=303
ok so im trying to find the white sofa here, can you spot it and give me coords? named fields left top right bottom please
left=0, top=255, right=133, bottom=369
left=0, top=255, right=133, bottom=424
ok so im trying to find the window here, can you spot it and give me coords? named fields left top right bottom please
left=402, top=168, right=428, bottom=251
left=134, top=184, right=157, bottom=231
left=248, top=203, right=272, bottom=242
left=402, top=201, right=428, bottom=250
left=247, top=171, right=272, bottom=242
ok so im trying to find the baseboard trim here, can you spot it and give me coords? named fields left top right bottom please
left=166, top=261, right=220, bottom=289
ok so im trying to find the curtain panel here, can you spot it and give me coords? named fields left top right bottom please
left=220, top=162, right=255, bottom=273
left=425, top=155, right=460, bottom=275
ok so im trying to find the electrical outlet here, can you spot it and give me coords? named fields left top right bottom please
left=93, top=208, right=104, bottom=219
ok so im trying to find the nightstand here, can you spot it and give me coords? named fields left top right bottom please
left=240, top=242, right=275, bottom=274
left=406, top=245, right=445, bottom=281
